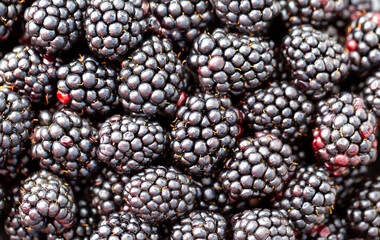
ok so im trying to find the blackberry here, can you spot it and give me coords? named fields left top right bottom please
left=31, top=109, right=100, bottom=180
left=170, top=93, right=242, bottom=176
left=0, top=0, right=24, bottom=41
left=213, top=0, right=280, bottom=34
left=312, top=92, right=378, bottom=175
left=0, top=153, right=33, bottom=182
left=231, top=209, right=295, bottom=239
left=220, top=133, right=296, bottom=201
left=24, top=0, right=87, bottom=54
left=239, top=81, right=314, bottom=143
left=360, top=68, right=380, bottom=118
left=118, top=35, right=187, bottom=118
left=123, top=165, right=201, bottom=224
left=84, top=0, right=150, bottom=60
left=188, top=28, right=277, bottom=96
left=90, top=211, right=158, bottom=240
left=97, top=114, right=168, bottom=174
left=170, top=211, right=227, bottom=240
left=19, top=170, right=77, bottom=234
left=339, top=0, right=373, bottom=28
left=0, top=45, right=62, bottom=104
left=56, top=55, right=119, bottom=116
left=298, top=215, right=347, bottom=240
left=282, top=25, right=351, bottom=99
left=272, top=165, right=337, bottom=233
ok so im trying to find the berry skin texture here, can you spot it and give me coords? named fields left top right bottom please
left=361, top=68, right=380, bottom=118
left=298, top=215, right=348, bottom=240
left=0, top=0, right=24, bottom=40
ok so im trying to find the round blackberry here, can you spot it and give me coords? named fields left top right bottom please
left=361, top=68, right=380, bottom=118
left=0, top=45, right=62, bottom=104
left=56, top=55, right=119, bottom=116
left=170, top=93, right=242, bottom=176
left=220, top=133, right=296, bottom=201
left=31, top=109, right=100, bottom=180
left=339, top=0, right=373, bottom=28
left=272, top=165, right=337, bottom=233
left=298, top=215, right=347, bottom=240
left=212, top=0, right=280, bottom=34
left=19, top=170, right=77, bottom=234
left=24, top=0, right=87, bottom=54
left=97, top=114, right=168, bottom=174
left=312, top=92, right=378, bottom=175
left=282, top=25, right=351, bottom=99
left=123, top=165, right=201, bottom=224
left=0, top=153, right=33, bottom=182
left=0, top=0, right=24, bottom=41
left=239, top=81, right=314, bottom=143
left=188, top=28, right=277, bottom=96
left=84, top=0, right=150, bottom=60
left=170, top=211, right=227, bottom=240
left=231, top=209, right=295, bottom=239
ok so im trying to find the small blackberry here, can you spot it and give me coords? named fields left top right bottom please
left=312, top=92, right=378, bottom=175
left=56, top=55, right=119, bottom=116
left=239, top=81, right=314, bottom=143
left=188, top=28, right=277, bottom=96
left=84, top=0, right=150, bottom=60
left=170, top=93, right=242, bottom=176
left=0, top=153, right=33, bottom=182
left=31, top=109, right=100, bottom=180
left=25, top=0, right=87, bottom=54
left=361, top=68, right=380, bottom=118
left=298, top=215, right=347, bottom=240
left=231, top=209, right=295, bottom=239
left=19, top=170, right=77, bottom=234
left=170, top=211, right=227, bottom=240
left=118, top=35, right=187, bottom=118
left=0, top=0, right=24, bottom=40
left=282, top=25, right=351, bottom=99
left=123, top=165, right=201, bottom=224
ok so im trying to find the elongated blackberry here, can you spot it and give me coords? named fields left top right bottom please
left=312, top=92, right=378, bottom=175
left=231, top=209, right=295, bottom=239
left=361, top=68, right=380, bottom=118
left=123, top=165, right=201, bottom=224
left=31, top=109, right=100, bottom=180
left=298, top=215, right=347, bottom=240
left=118, top=35, right=187, bottom=118
left=282, top=25, right=351, bottom=99
left=84, top=0, right=150, bottom=60
left=56, top=55, right=119, bottom=116
left=25, top=0, right=87, bottom=54
left=188, top=28, right=277, bottom=96
left=170, top=93, right=242, bottom=176
left=0, top=0, right=24, bottom=40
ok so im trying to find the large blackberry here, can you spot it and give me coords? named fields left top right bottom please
left=123, top=165, right=201, bottom=224
left=298, top=215, right=347, bottom=240
left=118, top=35, right=187, bottom=118
left=188, top=28, right=277, bottom=96
left=312, top=92, right=378, bottom=175
left=239, top=81, right=314, bottom=143
left=97, top=114, right=168, bottom=174
left=31, top=109, right=100, bottom=180
left=170, top=211, right=227, bottom=240
left=0, top=45, right=62, bottom=104
left=282, top=25, right=351, bottom=99
left=361, top=68, right=380, bottom=118
left=19, top=170, right=77, bottom=234
left=84, top=0, right=150, bottom=60
left=272, top=165, right=337, bottom=233
left=56, top=55, right=119, bottom=116
left=231, top=209, right=295, bottom=239
left=170, top=93, right=242, bottom=176
left=24, top=0, right=87, bottom=54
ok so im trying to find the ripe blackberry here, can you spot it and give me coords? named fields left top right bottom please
left=25, top=0, right=86, bottom=54
left=272, top=165, right=337, bottom=233
left=231, top=209, right=295, bottom=239
left=0, top=45, right=62, bottom=104
left=239, top=81, right=314, bottom=143
left=31, top=109, right=100, bottom=180
left=312, top=92, right=378, bottom=175
left=282, top=25, right=351, bottom=99
left=298, top=215, right=347, bottom=240
left=0, top=153, right=33, bottom=182
left=90, top=211, right=158, bottom=240
left=0, top=1, right=24, bottom=40
left=118, top=36, right=187, bottom=118
left=170, top=211, right=227, bottom=240
left=188, top=28, right=277, bottom=96
left=123, top=165, right=201, bottom=224
left=170, top=93, right=242, bottom=176
left=84, top=0, right=150, bottom=60
left=220, top=133, right=296, bottom=201
left=361, top=68, right=380, bottom=118
left=339, top=0, right=373, bottom=28
left=0, top=88, right=34, bottom=164
left=56, top=55, right=119, bottom=116
left=212, top=0, right=281, bottom=34
left=19, top=170, right=77, bottom=234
